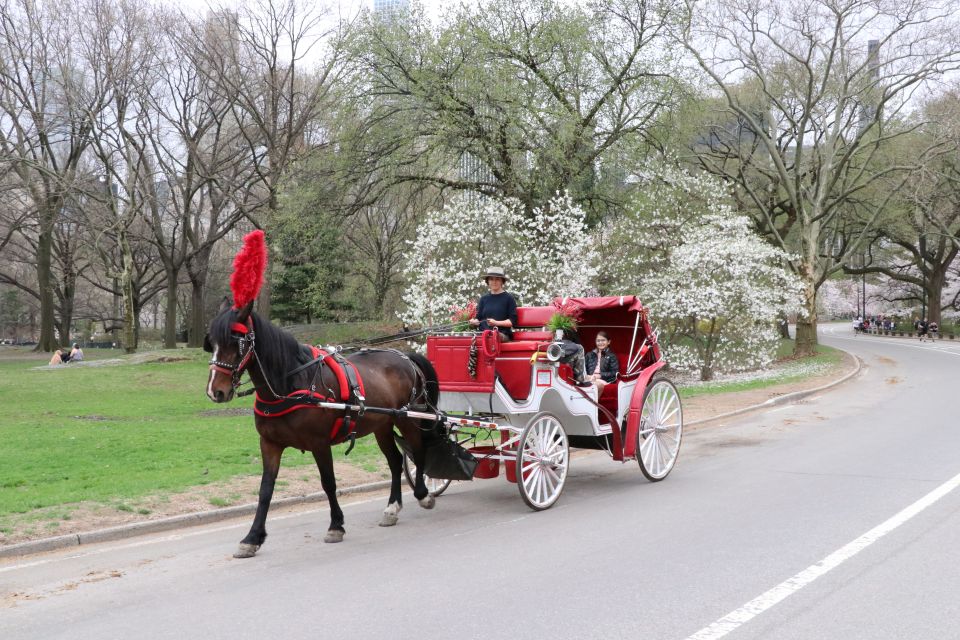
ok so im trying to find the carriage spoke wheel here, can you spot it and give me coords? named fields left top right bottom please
left=402, top=452, right=452, bottom=497
left=517, top=412, right=569, bottom=511
left=636, top=378, right=683, bottom=482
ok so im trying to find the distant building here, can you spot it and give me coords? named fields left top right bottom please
left=373, top=0, right=409, bottom=15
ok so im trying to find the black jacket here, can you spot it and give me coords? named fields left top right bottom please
left=584, top=348, right=619, bottom=383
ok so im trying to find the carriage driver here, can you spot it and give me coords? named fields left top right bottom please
left=469, top=266, right=518, bottom=342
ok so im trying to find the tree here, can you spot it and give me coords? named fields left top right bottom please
left=680, top=0, right=960, bottom=355
left=196, top=0, right=348, bottom=319
left=0, top=0, right=109, bottom=350
left=607, top=162, right=802, bottom=380
left=349, top=0, right=687, bottom=220
left=400, top=193, right=598, bottom=326
left=844, top=89, right=960, bottom=324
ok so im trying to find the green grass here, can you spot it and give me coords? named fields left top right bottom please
left=677, top=341, right=844, bottom=399
left=0, top=349, right=385, bottom=518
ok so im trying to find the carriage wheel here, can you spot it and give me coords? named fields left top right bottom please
left=636, top=378, right=683, bottom=482
left=516, top=412, right=569, bottom=511
left=402, top=452, right=452, bottom=497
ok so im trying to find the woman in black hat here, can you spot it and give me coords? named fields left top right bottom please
left=469, top=266, right=517, bottom=341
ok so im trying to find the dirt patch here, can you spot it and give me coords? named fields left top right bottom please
left=0, top=464, right=385, bottom=547
left=875, top=355, right=897, bottom=365
left=885, top=376, right=902, bottom=385
left=682, top=349, right=857, bottom=426
left=197, top=407, right=251, bottom=417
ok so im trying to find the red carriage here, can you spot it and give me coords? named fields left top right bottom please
left=405, top=295, right=684, bottom=510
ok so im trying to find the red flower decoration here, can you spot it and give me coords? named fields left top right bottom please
left=230, top=230, right=268, bottom=309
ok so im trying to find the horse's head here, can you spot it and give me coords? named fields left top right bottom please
left=205, top=299, right=255, bottom=403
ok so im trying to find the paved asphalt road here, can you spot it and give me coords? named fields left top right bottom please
left=2, top=326, right=958, bottom=640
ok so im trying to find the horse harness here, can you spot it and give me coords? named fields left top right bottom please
left=254, top=346, right=368, bottom=451
left=209, top=321, right=434, bottom=453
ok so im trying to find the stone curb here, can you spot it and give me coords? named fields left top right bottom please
left=0, top=480, right=392, bottom=560
left=1, top=347, right=864, bottom=560
left=686, top=348, right=863, bottom=427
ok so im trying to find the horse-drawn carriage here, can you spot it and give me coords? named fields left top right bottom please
left=205, top=232, right=682, bottom=557
left=405, top=295, right=683, bottom=510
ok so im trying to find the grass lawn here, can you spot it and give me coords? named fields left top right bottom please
left=677, top=340, right=845, bottom=399
left=0, top=347, right=385, bottom=522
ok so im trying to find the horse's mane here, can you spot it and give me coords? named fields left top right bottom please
left=210, top=309, right=311, bottom=395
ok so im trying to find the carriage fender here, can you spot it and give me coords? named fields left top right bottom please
left=623, top=361, right=667, bottom=460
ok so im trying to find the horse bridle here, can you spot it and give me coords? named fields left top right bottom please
left=209, top=320, right=256, bottom=391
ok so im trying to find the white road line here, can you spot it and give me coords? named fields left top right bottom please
left=684, top=469, right=960, bottom=640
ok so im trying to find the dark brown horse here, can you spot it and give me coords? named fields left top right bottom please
left=205, top=300, right=440, bottom=558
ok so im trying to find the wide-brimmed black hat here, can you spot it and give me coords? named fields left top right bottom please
left=481, top=266, right=508, bottom=281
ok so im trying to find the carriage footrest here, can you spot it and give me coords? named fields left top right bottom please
left=394, top=434, right=478, bottom=481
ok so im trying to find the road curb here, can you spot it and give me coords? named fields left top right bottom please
left=686, top=348, right=863, bottom=428
left=0, top=480, right=392, bottom=560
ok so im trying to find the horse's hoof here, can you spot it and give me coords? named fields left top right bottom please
left=379, top=513, right=399, bottom=527
left=418, top=495, right=436, bottom=510
left=233, top=543, right=260, bottom=558
left=380, top=503, right=401, bottom=527
left=324, top=529, right=345, bottom=543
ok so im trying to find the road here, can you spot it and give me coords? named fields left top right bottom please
left=2, top=327, right=958, bottom=640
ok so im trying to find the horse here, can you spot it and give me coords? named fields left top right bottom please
left=204, top=300, right=440, bottom=558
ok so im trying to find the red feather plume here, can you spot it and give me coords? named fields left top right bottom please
left=230, top=230, right=268, bottom=309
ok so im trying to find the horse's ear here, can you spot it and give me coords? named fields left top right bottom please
left=235, top=300, right=254, bottom=324
left=203, top=334, right=213, bottom=353
left=218, top=297, right=231, bottom=314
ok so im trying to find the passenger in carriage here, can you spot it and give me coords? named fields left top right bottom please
left=584, top=331, right=620, bottom=393
left=469, top=266, right=518, bottom=342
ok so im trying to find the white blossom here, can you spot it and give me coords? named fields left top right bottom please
left=607, top=162, right=804, bottom=380
left=400, top=193, right=598, bottom=325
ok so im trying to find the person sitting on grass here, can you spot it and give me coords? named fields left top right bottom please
left=69, top=343, right=84, bottom=362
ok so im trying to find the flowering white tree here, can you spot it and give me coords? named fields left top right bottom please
left=400, top=193, right=598, bottom=326
left=608, top=164, right=804, bottom=380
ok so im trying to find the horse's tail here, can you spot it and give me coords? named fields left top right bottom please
left=408, top=352, right=443, bottom=439
left=408, top=352, right=440, bottom=409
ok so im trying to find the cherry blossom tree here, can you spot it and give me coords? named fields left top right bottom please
left=400, top=193, right=598, bottom=326
left=608, top=164, right=803, bottom=380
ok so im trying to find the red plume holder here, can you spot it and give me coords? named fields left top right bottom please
left=230, top=230, right=268, bottom=310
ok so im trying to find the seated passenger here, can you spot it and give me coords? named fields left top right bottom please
left=469, top=266, right=518, bottom=342
left=584, top=331, right=620, bottom=393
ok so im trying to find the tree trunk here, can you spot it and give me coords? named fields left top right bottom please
left=164, top=268, right=179, bottom=349
left=57, top=268, right=76, bottom=347
left=120, top=229, right=137, bottom=354
left=794, top=277, right=819, bottom=356
left=36, top=225, right=57, bottom=352
left=188, top=278, right=206, bottom=348
left=777, top=312, right=790, bottom=339
left=926, top=265, right=947, bottom=326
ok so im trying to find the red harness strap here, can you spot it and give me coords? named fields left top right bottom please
left=253, top=346, right=366, bottom=446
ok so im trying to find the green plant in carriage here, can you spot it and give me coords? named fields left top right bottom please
left=545, top=299, right=584, bottom=336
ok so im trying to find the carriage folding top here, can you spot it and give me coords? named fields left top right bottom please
left=418, top=295, right=683, bottom=511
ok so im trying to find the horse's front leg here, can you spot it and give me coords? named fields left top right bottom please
left=312, top=444, right=345, bottom=543
left=374, top=428, right=404, bottom=526
left=235, top=437, right=284, bottom=559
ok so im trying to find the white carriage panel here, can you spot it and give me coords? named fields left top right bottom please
left=437, top=392, right=492, bottom=415
left=617, top=379, right=638, bottom=425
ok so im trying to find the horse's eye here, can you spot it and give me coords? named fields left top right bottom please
left=203, top=335, right=214, bottom=353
